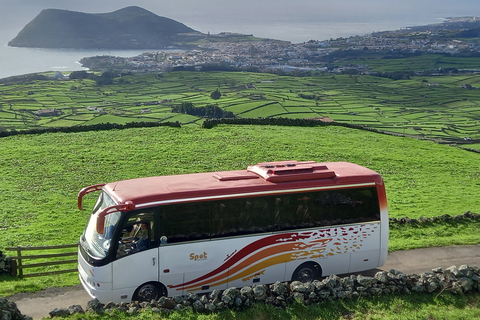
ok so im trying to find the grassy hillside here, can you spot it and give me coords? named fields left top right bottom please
left=0, top=124, right=479, bottom=296
left=1, top=71, right=479, bottom=149
left=1, top=125, right=478, bottom=247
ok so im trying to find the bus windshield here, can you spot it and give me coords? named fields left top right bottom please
left=81, top=191, right=121, bottom=259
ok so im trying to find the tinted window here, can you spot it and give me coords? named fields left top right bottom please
left=273, top=187, right=380, bottom=230
left=159, top=202, right=210, bottom=244
left=211, top=197, right=273, bottom=238
left=157, top=187, right=380, bottom=244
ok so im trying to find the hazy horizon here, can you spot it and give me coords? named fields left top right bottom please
left=3, top=0, right=480, bottom=43
left=2, top=0, right=480, bottom=79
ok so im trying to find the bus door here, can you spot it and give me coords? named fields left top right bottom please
left=112, top=212, right=158, bottom=301
left=158, top=202, right=228, bottom=296
left=159, top=241, right=228, bottom=297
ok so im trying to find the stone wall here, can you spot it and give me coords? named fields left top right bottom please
left=0, top=250, right=14, bottom=276
left=50, top=265, right=479, bottom=316
left=0, top=298, right=31, bottom=320
left=390, top=211, right=479, bottom=225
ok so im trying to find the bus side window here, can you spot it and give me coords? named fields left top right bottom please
left=116, top=211, right=154, bottom=258
left=160, top=203, right=210, bottom=244
left=212, top=197, right=272, bottom=237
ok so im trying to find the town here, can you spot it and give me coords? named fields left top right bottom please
left=80, top=17, right=480, bottom=75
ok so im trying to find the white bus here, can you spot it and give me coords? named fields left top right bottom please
left=77, top=160, right=388, bottom=303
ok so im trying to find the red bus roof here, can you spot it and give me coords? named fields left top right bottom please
left=102, top=161, right=385, bottom=208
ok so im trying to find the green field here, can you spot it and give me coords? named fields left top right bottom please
left=0, top=124, right=478, bottom=320
left=1, top=69, right=480, bottom=319
left=0, top=124, right=479, bottom=298
left=1, top=70, right=480, bottom=146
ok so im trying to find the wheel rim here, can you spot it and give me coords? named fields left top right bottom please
left=297, top=267, right=314, bottom=282
left=137, top=284, right=159, bottom=302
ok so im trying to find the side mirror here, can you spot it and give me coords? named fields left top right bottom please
left=77, top=184, right=105, bottom=210
left=96, top=201, right=135, bottom=234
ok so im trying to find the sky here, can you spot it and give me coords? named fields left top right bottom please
left=2, top=0, right=480, bottom=43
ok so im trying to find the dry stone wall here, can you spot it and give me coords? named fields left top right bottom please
left=0, top=250, right=14, bottom=276
left=0, top=298, right=32, bottom=320
left=53, top=265, right=480, bottom=316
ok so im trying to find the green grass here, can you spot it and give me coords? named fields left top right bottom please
left=2, top=70, right=480, bottom=144
left=0, top=124, right=479, bottom=297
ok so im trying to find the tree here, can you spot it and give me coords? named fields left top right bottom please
left=210, top=89, right=221, bottom=100
left=69, top=71, right=89, bottom=80
left=95, top=71, right=115, bottom=86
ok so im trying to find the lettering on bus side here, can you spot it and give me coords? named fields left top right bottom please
left=190, top=252, right=208, bottom=261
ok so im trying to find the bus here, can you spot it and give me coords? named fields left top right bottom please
left=77, top=160, right=388, bottom=303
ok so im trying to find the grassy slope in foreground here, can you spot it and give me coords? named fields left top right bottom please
left=0, top=124, right=478, bottom=296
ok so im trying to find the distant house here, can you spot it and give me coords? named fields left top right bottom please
left=86, top=106, right=103, bottom=112
left=309, top=117, right=334, bottom=122
left=35, top=108, right=62, bottom=117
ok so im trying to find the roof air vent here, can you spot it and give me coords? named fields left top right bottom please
left=247, top=160, right=336, bottom=182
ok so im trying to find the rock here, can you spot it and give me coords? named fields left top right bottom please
left=271, top=281, right=288, bottom=296
left=411, top=285, right=425, bottom=292
left=187, top=292, right=199, bottom=302
left=253, top=285, right=267, bottom=301
left=458, top=277, right=475, bottom=292
left=375, top=271, right=389, bottom=284
left=293, top=292, right=305, bottom=304
left=445, top=265, right=460, bottom=277
left=192, top=300, right=205, bottom=312
left=49, top=307, right=70, bottom=317
left=324, top=274, right=341, bottom=290
left=86, top=299, right=104, bottom=314
left=426, top=281, right=438, bottom=292
left=290, top=281, right=309, bottom=293
left=199, top=295, right=209, bottom=305
left=67, top=304, right=84, bottom=315
left=357, top=275, right=377, bottom=288
left=205, top=302, right=216, bottom=312
left=127, top=306, right=138, bottom=314
left=208, top=290, right=221, bottom=301
left=0, top=298, right=26, bottom=320
left=458, top=265, right=473, bottom=277
left=158, top=297, right=175, bottom=309
left=240, top=286, right=253, bottom=299
left=222, top=287, right=240, bottom=306
left=432, top=267, right=443, bottom=273
left=234, top=297, right=243, bottom=308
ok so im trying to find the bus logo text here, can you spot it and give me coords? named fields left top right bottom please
left=190, top=252, right=207, bottom=261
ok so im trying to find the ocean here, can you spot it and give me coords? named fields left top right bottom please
left=1, top=0, right=479, bottom=79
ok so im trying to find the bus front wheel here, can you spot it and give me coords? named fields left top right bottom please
left=292, top=262, right=322, bottom=283
left=134, top=282, right=167, bottom=302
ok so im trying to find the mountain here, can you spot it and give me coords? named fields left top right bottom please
left=8, top=6, right=201, bottom=49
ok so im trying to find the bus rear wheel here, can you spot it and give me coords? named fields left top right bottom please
left=134, top=282, right=167, bottom=302
left=292, top=262, right=321, bottom=283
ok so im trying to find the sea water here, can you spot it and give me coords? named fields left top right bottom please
left=0, top=0, right=478, bottom=79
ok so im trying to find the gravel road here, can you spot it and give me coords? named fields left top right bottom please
left=8, top=244, right=480, bottom=319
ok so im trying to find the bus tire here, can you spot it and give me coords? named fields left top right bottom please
left=133, top=282, right=167, bottom=302
left=291, top=262, right=322, bottom=283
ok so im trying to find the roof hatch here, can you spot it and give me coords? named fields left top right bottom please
left=247, top=160, right=336, bottom=182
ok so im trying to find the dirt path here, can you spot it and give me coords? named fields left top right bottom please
left=9, top=244, right=480, bottom=319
